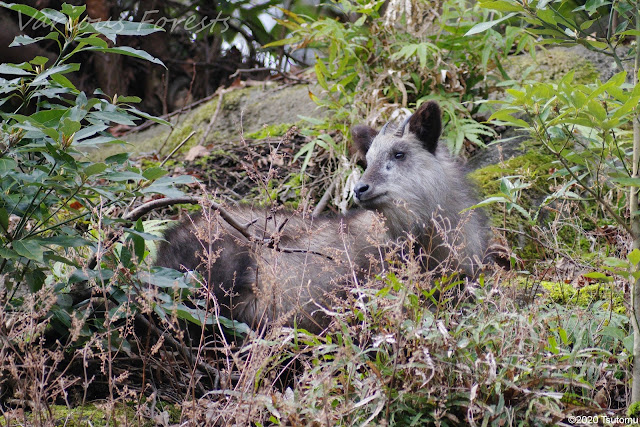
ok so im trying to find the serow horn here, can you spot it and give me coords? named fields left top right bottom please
left=394, top=115, right=412, bottom=137
left=380, top=121, right=391, bottom=135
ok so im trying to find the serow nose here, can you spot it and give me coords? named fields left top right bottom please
left=354, top=183, right=370, bottom=200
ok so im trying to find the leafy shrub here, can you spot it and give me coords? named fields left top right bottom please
left=273, top=0, right=532, bottom=155
left=0, top=2, right=214, bottom=412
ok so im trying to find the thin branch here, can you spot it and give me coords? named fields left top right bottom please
left=135, top=313, right=222, bottom=385
left=161, top=130, right=196, bottom=167
left=197, top=91, right=225, bottom=147
left=98, top=196, right=337, bottom=270
left=312, top=180, right=337, bottom=217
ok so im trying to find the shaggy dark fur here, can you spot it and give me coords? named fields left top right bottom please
left=156, top=101, right=487, bottom=333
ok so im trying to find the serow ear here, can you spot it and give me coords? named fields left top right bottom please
left=351, top=125, right=377, bottom=165
left=408, top=101, right=442, bottom=154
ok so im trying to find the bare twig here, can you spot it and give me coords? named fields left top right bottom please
left=135, top=313, right=222, bottom=385
left=230, top=67, right=309, bottom=83
left=161, top=130, right=196, bottom=167
left=197, top=91, right=225, bottom=147
left=312, top=180, right=337, bottom=217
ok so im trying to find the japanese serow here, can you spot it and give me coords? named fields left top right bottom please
left=156, top=101, right=487, bottom=333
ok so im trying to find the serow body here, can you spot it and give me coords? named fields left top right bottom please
left=156, top=101, right=487, bottom=333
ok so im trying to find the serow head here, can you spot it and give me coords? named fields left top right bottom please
left=350, top=101, right=442, bottom=209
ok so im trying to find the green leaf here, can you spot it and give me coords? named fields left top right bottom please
left=0, top=63, right=32, bottom=76
left=609, top=177, right=640, bottom=187
left=105, top=152, right=130, bottom=164
left=478, top=0, right=526, bottom=12
left=50, top=72, right=77, bottom=90
left=125, top=107, right=171, bottom=126
left=0, top=158, right=17, bottom=176
left=600, top=325, right=626, bottom=341
left=89, top=110, right=137, bottom=126
left=61, top=3, right=85, bottom=19
left=0, top=246, right=20, bottom=260
left=586, top=100, right=606, bottom=122
left=141, top=175, right=198, bottom=197
left=123, top=227, right=163, bottom=241
left=30, top=56, right=50, bottom=66
left=84, top=162, right=107, bottom=177
left=39, top=236, right=91, bottom=247
left=138, top=267, right=194, bottom=288
left=465, top=13, right=517, bottom=36
left=87, top=21, right=164, bottom=39
left=582, top=272, right=612, bottom=281
left=263, top=36, right=301, bottom=48
left=32, top=64, right=80, bottom=85
left=463, top=196, right=510, bottom=212
left=0, top=3, right=66, bottom=27
left=75, top=35, right=109, bottom=49
left=60, top=118, right=81, bottom=136
left=604, top=256, right=629, bottom=268
left=628, top=249, right=640, bottom=266
left=85, top=46, right=165, bottom=68
left=13, top=239, right=45, bottom=263
left=142, top=167, right=168, bottom=181
left=116, top=95, right=141, bottom=104
left=619, top=30, right=640, bottom=37
left=0, top=207, right=8, bottom=232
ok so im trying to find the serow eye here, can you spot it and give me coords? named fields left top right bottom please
left=394, top=152, right=405, bottom=160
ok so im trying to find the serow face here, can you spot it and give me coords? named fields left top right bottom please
left=351, top=101, right=442, bottom=210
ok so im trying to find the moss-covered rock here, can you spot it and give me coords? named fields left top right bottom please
left=91, top=83, right=325, bottom=161
left=506, top=47, right=600, bottom=85
left=469, top=146, right=555, bottom=199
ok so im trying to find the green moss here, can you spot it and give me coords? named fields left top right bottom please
left=507, top=47, right=600, bottom=84
left=469, top=147, right=555, bottom=199
left=468, top=147, right=556, bottom=244
left=628, top=401, right=640, bottom=417
left=245, top=123, right=294, bottom=139
left=541, top=280, right=625, bottom=314
left=3, top=403, right=150, bottom=427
